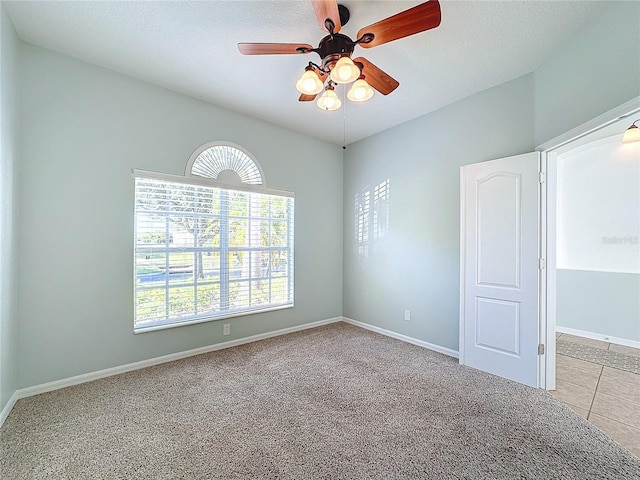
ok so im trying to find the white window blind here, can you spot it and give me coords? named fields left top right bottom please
left=134, top=174, right=294, bottom=332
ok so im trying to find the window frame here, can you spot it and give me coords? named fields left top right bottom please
left=132, top=169, right=294, bottom=334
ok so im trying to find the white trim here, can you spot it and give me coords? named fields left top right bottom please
left=538, top=151, right=551, bottom=390
left=132, top=168, right=293, bottom=198
left=557, top=326, right=640, bottom=349
left=458, top=166, right=466, bottom=365
left=536, top=96, right=640, bottom=152
left=556, top=266, right=640, bottom=275
left=0, top=391, right=19, bottom=428
left=342, top=317, right=459, bottom=359
left=0, top=317, right=341, bottom=427
left=543, top=151, right=558, bottom=391
left=555, top=132, right=624, bottom=159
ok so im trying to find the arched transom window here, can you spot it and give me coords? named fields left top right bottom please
left=186, top=143, right=264, bottom=186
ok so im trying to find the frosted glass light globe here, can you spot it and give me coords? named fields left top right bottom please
left=329, top=57, right=360, bottom=84
left=317, top=89, right=341, bottom=111
left=347, top=79, right=374, bottom=102
left=622, top=124, right=640, bottom=143
left=296, top=70, right=324, bottom=95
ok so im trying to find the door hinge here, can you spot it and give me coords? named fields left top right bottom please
left=538, top=344, right=545, bottom=355
left=539, top=258, right=546, bottom=270
left=539, top=172, right=546, bottom=184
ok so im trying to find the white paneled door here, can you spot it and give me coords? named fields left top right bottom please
left=460, top=152, right=541, bottom=387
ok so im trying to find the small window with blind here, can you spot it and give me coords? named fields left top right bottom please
left=133, top=143, right=294, bottom=333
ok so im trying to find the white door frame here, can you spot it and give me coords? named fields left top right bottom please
left=537, top=96, right=640, bottom=390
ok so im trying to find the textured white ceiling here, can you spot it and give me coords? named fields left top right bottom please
left=4, top=1, right=610, bottom=145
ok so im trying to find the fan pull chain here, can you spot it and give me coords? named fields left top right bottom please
left=342, top=85, right=347, bottom=150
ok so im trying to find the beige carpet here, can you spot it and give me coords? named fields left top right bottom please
left=1, top=322, right=639, bottom=479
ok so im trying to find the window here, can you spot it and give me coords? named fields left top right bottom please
left=133, top=144, right=293, bottom=333
left=188, top=142, right=264, bottom=185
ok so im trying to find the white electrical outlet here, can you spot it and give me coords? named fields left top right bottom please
left=404, top=309, right=411, bottom=321
left=223, top=324, right=230, bottom=336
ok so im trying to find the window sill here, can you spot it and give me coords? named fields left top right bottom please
left=133, top=303, right=294, bottom=334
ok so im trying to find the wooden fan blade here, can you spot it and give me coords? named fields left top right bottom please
left=357, top=1, right=441, bottom=49
left=299, top=94, right=317, bottom=102
left=238, top=43, right=314, bottom=55
left=311, top=0, right=341, bottom=33
left=353, top=57, right=399, bottom=95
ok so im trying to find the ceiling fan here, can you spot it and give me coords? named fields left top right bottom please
left=237, top=0, right=441, bottom=111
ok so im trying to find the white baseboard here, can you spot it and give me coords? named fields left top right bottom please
left=342, top=316, right=459, bottom=359
left=0, top=391, right=19, bottom=428
left=556, top=326, right=640, bottom=349
left=0, top=316, right=342, bottom=428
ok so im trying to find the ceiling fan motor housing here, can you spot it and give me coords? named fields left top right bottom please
left=317, top=33, right=356, bottom=71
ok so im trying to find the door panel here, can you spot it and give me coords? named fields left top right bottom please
left=460, top=152, right=540, bottom=387
left=477, top=173, right=521, bottom=288
left=475, top=297, right=520, bottom=355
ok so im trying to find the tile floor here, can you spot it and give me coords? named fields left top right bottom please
left=551, top=333, right=640, bottom=458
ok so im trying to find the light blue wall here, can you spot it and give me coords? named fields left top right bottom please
left=534, top=1, right=640, bottom=146
left=18, top=45, right=343, bottom=388
left=343, top=75, right=535, bottom=351
left=8, top=1, right=640, bottom=392
left=0, top=4, right=20, bottom=413
left=557, top=270, right=640, bottom=342
left=343, top=1, right=640, bottom=352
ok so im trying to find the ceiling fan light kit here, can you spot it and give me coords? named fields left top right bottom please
left=238, top=0, right=442, bottom=111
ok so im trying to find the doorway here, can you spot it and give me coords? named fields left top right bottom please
left=542, top=100, right=640, bottom=457
left=537, top=97, right=640, bottom=390
left=459, top=98, right=639, bottom=393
